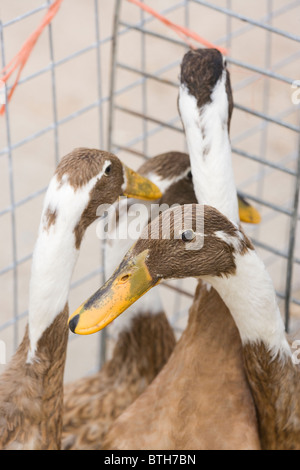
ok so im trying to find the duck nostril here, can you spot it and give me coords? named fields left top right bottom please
left=120, top=274, right=130, bottom=283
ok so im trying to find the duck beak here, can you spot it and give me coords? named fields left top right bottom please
left=68, top=250, right=159, bottom=335
left=122, top=165, right=162, bottom=200
left=237, top=195, right=261, bottom=224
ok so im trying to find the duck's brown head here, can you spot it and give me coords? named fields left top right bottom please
left=138, top=151, right=260, bottom=224
left=69, top=204, right=253, bottom=335
left=47, top=148, right=162, bottom=248
left=179, top=48, right=233, bottom=125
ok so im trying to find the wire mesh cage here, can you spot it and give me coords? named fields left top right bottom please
left=0, top=0, right=299, bottom=383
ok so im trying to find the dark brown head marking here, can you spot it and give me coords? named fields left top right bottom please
left=56, top=148, right=122, bottom=189
left=180, top=48, right=234, bottom=128
left=54, top=148, right=126, bottom=249
left=180, top=49, right=224, bottom=108
left=132, top=205, right=253, bottom=282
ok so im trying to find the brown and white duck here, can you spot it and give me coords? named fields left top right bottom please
left=73, top=202, right=296, bottom=450
left=0, top=148, right=161, bottom=450
left=68, top=50, right=261, bottom=450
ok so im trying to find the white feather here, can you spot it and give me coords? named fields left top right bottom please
left=179, top=72, right=239, bottom=225
left=206, top=250, right=291, bottom=359
left=27, top=165, right=109, bottom=362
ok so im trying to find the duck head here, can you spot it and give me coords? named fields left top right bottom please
left=49, top=148, right=162, bottom=242
left=68, top=204, right=253, bottom=335
left=179, top=48, right=233, bottom=130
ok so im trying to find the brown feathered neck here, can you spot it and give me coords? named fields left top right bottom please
left=0, top=307, right=69, bottom=450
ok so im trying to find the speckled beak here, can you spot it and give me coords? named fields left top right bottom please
left=237, top=195, right=261, bottom=224
left=123, top=165, right=162, bottom=200
left=68, top=250, right=160, bottom=335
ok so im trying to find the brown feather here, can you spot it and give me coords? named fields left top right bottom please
left=102, top=283, right=260, bottom=450
left=62, top=312, right=175, bottom=450
left=0, top=308, right=68, bottom=450
left=243, top=342, right=300, bottom=450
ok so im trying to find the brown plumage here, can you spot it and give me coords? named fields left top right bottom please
left=98, top=203, right=298, bottom=451
left=243, top=341, right=300, bottom=450
left=79, top=205, right=260, bottom=450
left=0, top=148, right=159, bottom=450
left=0, top=309, right=68, bottom=450
left=102, top=282, right=259, bottom=450
left=62, top=312, right=175, bottom=450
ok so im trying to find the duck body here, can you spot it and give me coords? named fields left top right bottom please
left=103, top=282, right=259, bottom=450
left=0, top=309, right=68, bottom=450
left=63, top=310, right=175, bottom=450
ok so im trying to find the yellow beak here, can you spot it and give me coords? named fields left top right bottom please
left=237, top=194, right=261, bottom=224
left=123, top=165, right=162, bottom=200
left=69, top=250, right=159, bottom=335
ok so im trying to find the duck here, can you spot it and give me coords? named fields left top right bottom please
left=0, top=148, right=161, bottom=450
left=72, top=202, right=297, bottom=450
left=68, top=49, right=261, bottom=450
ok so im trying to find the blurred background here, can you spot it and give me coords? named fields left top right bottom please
left=0, top=0, right=299, bottom=383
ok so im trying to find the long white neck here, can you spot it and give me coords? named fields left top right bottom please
left=103, top=197, right=164, bottom=338
left=28, top=222, right=79, bottom=362
left=206, top=249, right=291, bottom=360
left=179, top=71, right=239, bottom=225
left=27, top=173, right=100, bottom=361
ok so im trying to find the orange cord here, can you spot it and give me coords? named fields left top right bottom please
left=0, top=0, right=64, bottom=115
left=127, top=0, right=228, bottom=55
left=1, top=0, right=228, bottom=115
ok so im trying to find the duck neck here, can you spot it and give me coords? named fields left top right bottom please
left=206, top=249, right=291, bottom=360
left=28, top=195, right=80, bottom=362
left=179, top=71, right=239, bottom=224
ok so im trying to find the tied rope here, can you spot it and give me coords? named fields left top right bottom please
left=0, top=0, right=227, bottom=115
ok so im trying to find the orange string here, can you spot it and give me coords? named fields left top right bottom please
left=127, top=0, right=228, bottom=55
left=1, top=0, right=227, bottom=116
left=0, top=0, right=64, bottom=115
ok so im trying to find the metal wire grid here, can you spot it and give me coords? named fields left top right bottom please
left=0, top=0, right=299, bottom=376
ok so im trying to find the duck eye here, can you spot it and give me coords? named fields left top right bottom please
left=187, top=170, right=192, bottom=180
left=104, top=164, right=112, bottom=176
left=181, top=229, right=195, bottom=242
